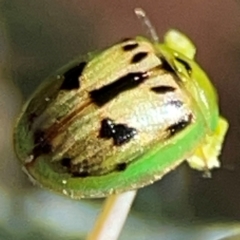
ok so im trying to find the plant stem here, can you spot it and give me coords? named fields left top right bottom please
left=87, top=190, right=137, bottom=240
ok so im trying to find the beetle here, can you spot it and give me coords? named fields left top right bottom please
left=14, top=9, right=228, bottom=198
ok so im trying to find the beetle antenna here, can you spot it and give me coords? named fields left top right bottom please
left=134, top=8, right=159, bottom=43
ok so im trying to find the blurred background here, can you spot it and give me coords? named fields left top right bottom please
left=1, top=0, right=240, bottom=239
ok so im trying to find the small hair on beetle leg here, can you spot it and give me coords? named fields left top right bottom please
left=134, top=8, right=159, bottom=43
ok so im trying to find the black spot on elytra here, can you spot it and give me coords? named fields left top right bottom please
left=72, top=171, right=90, bottom=178
left=99, top=118, right=137, bottom=146
left=90, top=71, right=148, bottom=106
left=160, top=57, right=175, bottom=73
left=116, top=163, right=127, bottom=171
left=99, top=118, right=113, bottom=138
left=151, top=86, right=176, bottom=94
left=131, top=52, right=148, bottom=64
left=169, top=100, right=183, bottom=108
left=61, top=157, right=90, bottom=178
left=32, top=129, right=52, bottom=157
left=113, top=124, right=137, bottom=145
left=167, top=114, right=192, bottom=136
left=175, top=57, right=192, bottom=74
left=122, top=43, right=139, bottom=51
left=61, top=157, right=71, bottom=167
left=28, top=113, right=37, bottom=126
left=60, top=61, right=87, bottom=90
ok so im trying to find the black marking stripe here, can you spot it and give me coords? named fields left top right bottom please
left=123, top=43, right=139, bottom=51
left=160, top=57, right=175, bottom=73
left=131, top=52, right=148, bottom=64
left=90, top=71, right=148, bottom=106
left=175, top=57, right=192, bottom=74
left=60, top=61, right=87, bottom=90
left=99, top=118, right=137, bottom=146
left=167, top=114, right=192, bottom=136
left=151, top=86, right=175, bottom=94
left=32, top=129, right=52, bottom=158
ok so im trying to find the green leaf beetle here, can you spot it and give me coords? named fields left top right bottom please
left=14, top=8, right=228, bottom=198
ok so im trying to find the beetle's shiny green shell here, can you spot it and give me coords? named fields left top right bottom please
left=14, top=33, right=223, bottom=198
